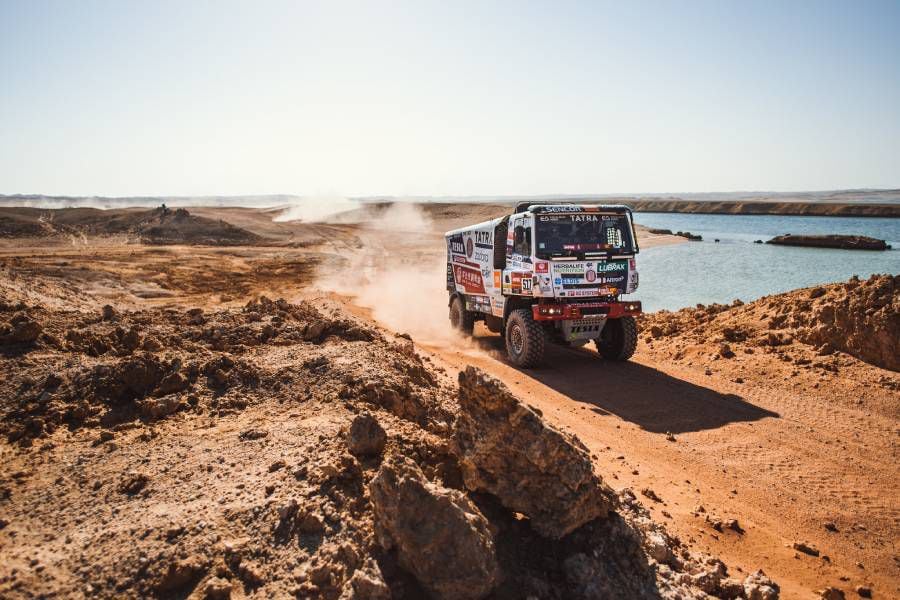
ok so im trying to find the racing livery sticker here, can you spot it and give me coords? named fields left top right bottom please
left=453, top=265, right=486, bottom=294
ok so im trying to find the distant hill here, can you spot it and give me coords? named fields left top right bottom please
left=0, top=206, right=260, bottom=245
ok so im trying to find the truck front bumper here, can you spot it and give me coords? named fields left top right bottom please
left=532, top=300, right=642, bottom=322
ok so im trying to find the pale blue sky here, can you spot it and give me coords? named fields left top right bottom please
left=1, top=0, right=898, bottom=197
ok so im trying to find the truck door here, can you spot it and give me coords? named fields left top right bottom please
left=504, top=214, right=534, bottom=295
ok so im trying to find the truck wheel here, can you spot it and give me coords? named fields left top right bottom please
left=449, top=296, right=475, bottom=334
left=505, top=309, right=546, bottom=368
left=595, top=316, right=638, bottom=361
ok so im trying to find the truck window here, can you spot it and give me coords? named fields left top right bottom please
left=514, top=225, right=531, bottom=256
left=493, top=218, right=508, bottom=269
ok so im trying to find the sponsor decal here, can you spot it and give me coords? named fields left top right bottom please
left=585, top=269, right=597, bottom=282
left=473, top=250, right=492, bottom=263
left=491, top=297, right=505, bottom=316
left=448, top=234, right=465, bottom=255
left=521, top=277, right=533, bottom=292
left=493, top=270, right=502, bottom=289
left=554, top=277, right=562, bottom=285
left=596, top=261, right=627, bottom=273
left=465, top=295, right=492, bottom=314
left=466, top=238, right=474, bottom=258
left=540, top=205, right=582, bottom=213
left=554, top=263, right=586, bottom=274
left=475, top=230, right=492, bottom=245
left=511, top=272, right=522, bottom=293
left=535, top=261, right=549, bottom=273
left=453, top=265, right=486, bottom=294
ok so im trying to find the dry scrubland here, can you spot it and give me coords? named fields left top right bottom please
left=0, top=203, right=897, bottom=600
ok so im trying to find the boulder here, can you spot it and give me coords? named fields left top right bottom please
left=370, top=455, right=498, bottom=600
left=454, top=366, right=616, bottom=539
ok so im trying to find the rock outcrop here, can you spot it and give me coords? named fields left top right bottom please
left=766, top=234, right=890, bottom=250
left=370, top=455, right=499, bottom=600
left=454, top=366, right=617, bottom=539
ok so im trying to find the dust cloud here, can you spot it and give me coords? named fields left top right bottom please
left=273, top=195, right=360, bottom=223
left=315, top=202, right=491, bottom=352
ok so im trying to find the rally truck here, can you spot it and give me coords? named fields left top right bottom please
left=445, top=202, right=642, bottom=368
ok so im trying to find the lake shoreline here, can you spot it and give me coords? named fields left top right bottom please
left=627, top=200, right=900, bottom=217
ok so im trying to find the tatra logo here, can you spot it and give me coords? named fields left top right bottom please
left=585, top=269, right=597, bottom=282
left=475, top=231, right=492, bottom=244
left=466, top=238, right=474, bottom=258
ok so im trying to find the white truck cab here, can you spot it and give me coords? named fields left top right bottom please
left=445, top=202, right=642, bottom=367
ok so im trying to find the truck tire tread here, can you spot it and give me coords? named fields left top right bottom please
left=506, top=308, right=546, bottom=368
left=596, top=316, right=638, bottom=361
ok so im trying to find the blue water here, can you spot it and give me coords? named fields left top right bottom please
left=627, top=213, right=900, bottom=311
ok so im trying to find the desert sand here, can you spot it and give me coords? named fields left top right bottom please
left=0, top=202, right=897, bottom=600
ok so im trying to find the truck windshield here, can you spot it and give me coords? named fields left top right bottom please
left=534, top=213, right=634, bottom=258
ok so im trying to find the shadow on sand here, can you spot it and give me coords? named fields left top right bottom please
left=470, top=333, right=779, bottom=434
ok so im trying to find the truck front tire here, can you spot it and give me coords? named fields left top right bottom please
left=505, top=309, right=546, bottom=368
left=449, top=296, right=475, bottom=334
left=595, top=316, right=638, bottom=361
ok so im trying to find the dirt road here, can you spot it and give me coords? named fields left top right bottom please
left=318, top=203, right=898, bottom=599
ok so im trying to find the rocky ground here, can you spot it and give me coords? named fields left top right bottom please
left=0, top=286, right=778, bottom=599
left=0, top=204, right=897, bottom=599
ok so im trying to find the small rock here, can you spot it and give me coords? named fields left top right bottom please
left=855, top=586, right=872, bottom=598
left=203, top=577, right=232, bottom=600
left=818, top=588, right=845, bottom=600
left=743, top=569, right=780, bottom=600
left=824, top=522, right=838, bottom=532
left=101, top=305, right=117, bottom=321
left=665, top=431, right=676, bottom=442
left=239, top=429, right=268, bottom=441
left=91, top=431, right=115, bottom=447
left=117, top=472, right=149, bottom=495
left=155, top=557, right=206, bottom=593
left=346, top=413, right=387, bottom=457
left=640, top=488, right=662, bottom=503
left=792, top=541, right=820, bottom=557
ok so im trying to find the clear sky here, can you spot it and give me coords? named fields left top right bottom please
left=1, top=0, right=899, bottom=197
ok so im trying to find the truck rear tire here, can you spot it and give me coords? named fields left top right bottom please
left=449, top=296, right=475, bottom=334
left=595, top=316, right=638, bottom=361
left=505, top=308, right=546, bottom=368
